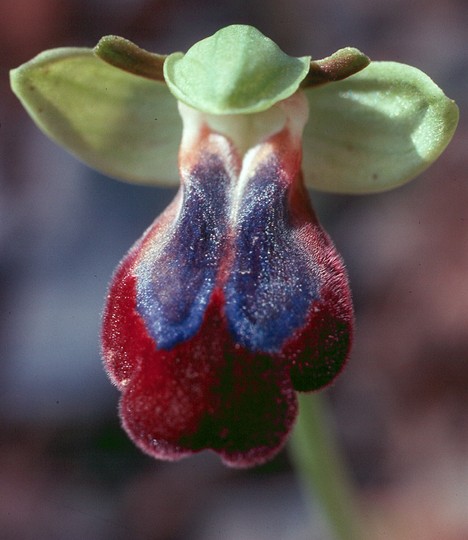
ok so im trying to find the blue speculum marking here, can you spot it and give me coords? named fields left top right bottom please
left=135, top=154, right=229, bottom=350
left=135, top=150, right=318, bottom=354
left=224, top=158, right=319, bottom=353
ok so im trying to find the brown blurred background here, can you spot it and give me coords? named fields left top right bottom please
left=0, top=1, right=466, bottom=539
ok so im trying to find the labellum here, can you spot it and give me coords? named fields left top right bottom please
left=102, top=93, right=353, bottom=466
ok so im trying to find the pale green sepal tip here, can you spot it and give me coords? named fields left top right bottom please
left=303, top=61, right=459, bottom=193
left=10, top=47, right=180, bottom=186
left=164, top=24, right=311, bottom=114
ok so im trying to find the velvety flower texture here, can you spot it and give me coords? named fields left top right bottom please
left=102, top=91, right=353, bottom=467
left=9, top=23, right=458, bottom=469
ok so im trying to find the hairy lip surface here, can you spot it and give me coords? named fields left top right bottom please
left=102, top=94, right=353, bottom=467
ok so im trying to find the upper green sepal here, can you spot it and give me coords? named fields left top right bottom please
left=163, top=25, right=311, bottom=114
left=303, top=61, right=459, bottom=193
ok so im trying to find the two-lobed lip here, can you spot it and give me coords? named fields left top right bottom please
left=101, top=94, right=353, bottom=467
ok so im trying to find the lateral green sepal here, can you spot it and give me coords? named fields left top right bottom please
left=10, top=48, right=180, bottom=185
left=302, top=61, right=459, bottom=193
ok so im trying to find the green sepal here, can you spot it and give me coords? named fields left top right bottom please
left=164, top=24, right=311, bottom=114
left=10, top=48, right=180, bottom=185
left=303, top=61, right=459, bottom=193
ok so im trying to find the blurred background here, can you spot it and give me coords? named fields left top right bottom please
left=0, top=1, right=466, bottom=538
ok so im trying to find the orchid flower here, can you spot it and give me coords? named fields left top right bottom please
left=10, top=25, right=458, bottom=467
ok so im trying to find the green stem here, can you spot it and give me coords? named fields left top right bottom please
left=290, top=392, right=363, bottom=540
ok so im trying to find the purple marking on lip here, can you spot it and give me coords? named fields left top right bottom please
left=224, top=158, right=319, bottom=353
left=135, top=153, right=230, bottom=350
